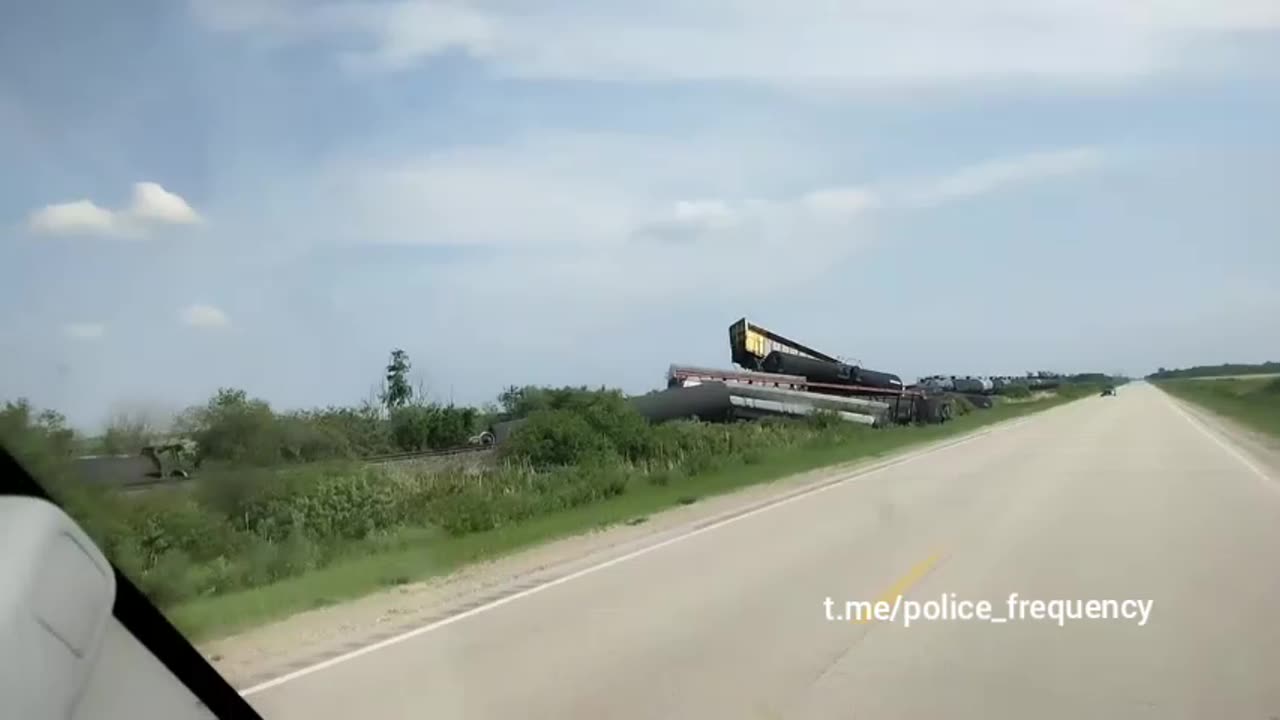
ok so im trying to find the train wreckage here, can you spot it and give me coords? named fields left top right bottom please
left=77, top=317, right=1065, bottom=487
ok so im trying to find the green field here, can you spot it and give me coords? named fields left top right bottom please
left=170, top=391, right=1091, bottom=642
left=1157, top=376, right=1280, bottom=438
left=1176, top=373, right=1280, bottom=381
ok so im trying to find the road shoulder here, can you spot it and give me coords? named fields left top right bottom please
left=1163, top=393, right=1280, bottom=479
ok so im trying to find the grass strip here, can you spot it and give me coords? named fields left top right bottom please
left=1156, top=377, right=1280, bottom=438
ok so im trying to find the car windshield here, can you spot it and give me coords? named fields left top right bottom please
left=4, top=2, right=1280, bottom=718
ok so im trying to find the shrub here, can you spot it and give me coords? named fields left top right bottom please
left=185, top=555, right=244, bottom=598
left=429, top=487, right=500, bottom=535
left=805, top=409, right=845, bottom=431
left=225, top=465, right=403, bottom=542
left=139, top=549, right=197, bottom=606
left=390, top=404, right=477, bottom=451
left=125, top=493, right=248, bottom=565
left=648, top=467, right=682, bottom=486
left=105, top=536, right=150, bottom=588
left=275, top=415, right=354, bottom=463
left=556, top=391, right=655, bottom=461
left=500, top=409, right=616, bottom=468
left=181, top=388, right=283, bottom=465
left=296, top=469, right=402, bottom=540
left=0, top=399, right=78, bottom=484
left=193, top=466, right=283, bottom=524
left=495, top=385, right=584, bottom=420
left=951, top=395, right=977, bottom=416
left=293, top=404, right=394, bottom=456
left=997, top=384, right=1032, bottom=399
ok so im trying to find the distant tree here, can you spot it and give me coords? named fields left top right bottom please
left=1147, top=362, right=1279, bottom=380
left=101, top=413, right=156, bottom=454
left=380, top=349, right=413, bottom=411
left=177, top=387, right=279, bottom=464
left=0, top=399, right=77, bottom=459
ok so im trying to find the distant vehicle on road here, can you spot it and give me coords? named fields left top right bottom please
left=1101, top=387, right=1116, bottom=397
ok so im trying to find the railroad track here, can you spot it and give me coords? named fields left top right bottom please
left=362, top=444, right=494, bottom=465
left=91, top=443, right=498, bottom=492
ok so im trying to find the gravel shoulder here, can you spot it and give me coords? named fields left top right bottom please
left=1165, top=392, right=1280, bottom=477
left=201, top=415, right=1039, bottom=690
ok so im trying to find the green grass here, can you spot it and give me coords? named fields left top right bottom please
left=170, top=391, right=1087, bottom=642
left=1157, top=377, right=1280, bottom=438
left=1178, top=373, right=1280, bottom=381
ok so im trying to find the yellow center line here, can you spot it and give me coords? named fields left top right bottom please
left=852, top=552, right=945, bottom=625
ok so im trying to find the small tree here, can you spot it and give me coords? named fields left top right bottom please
left=178, top=387, right=278, bottom=464
left=380, top=349, right=413, bottom=411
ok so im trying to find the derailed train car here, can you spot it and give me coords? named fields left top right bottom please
left=725, top=318, right=951, bottom=426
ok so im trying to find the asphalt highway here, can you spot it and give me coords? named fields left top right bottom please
left=248, top=383, right=1280, bottom=719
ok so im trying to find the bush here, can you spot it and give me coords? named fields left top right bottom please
left=0, top=399, right=78, bottom=483
left=428, top=487, right=501, bottom=535
left=558, top=391, right=654, bottom=461
left=293, top=404, right=394, bottom=456
left=275, top=415, right=354, bottom=463
left=997, top=384, right=1032, bottom=399
left=805, top=409, right=844, bottom=431
left=500, top=409, right=616, bottom=468
left=182, top=388, right=282, bottom=465
left=222, top=465, right=403, bottom=542
left=951, top=395, right=977, bottom=416
left=244, top=531, right=319, bottom=585
left=390, top=404, right=477, bottom=451
left=125, top=493, right=248, bottom=565
left=296, top=470, right=403, bottom=540
left=139, top=549, right=197, bottom=606
left=186, top=555, right=244, bottom=598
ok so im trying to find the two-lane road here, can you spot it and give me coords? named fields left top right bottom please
left=247, top=383, right=1280, bottom=718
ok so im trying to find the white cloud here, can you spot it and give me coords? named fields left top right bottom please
left=193, top=0, right=1280, bottom=88
left=29, top=201, right=119, bottom=236
left=803, top=187, right=880, bottom=215
left=27, top=182, right=202, bottom=237
left=179, top=304, right=231, bottom=329
left=128, top=182, right=202, bottom=225
left=903, top=147, right=1105, bottom=206
left=627, top=147, right=1098, bottom=251
left=632, top=199, right=745, bottom=246
left=672, top=200, right=737, bottom=228
left=330, top=2, right=496, bottom=72
left=62, top=323, right=106, bottom=340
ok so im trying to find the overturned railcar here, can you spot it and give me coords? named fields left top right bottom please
left=727, top=317, right=947, bottom=425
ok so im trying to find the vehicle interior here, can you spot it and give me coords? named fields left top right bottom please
left=1, top=448, right=261, bottom=720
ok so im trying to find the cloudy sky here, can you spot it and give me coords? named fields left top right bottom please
left=2, top=0, right=1279, bottom=428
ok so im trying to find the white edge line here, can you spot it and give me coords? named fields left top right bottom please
left=1160, top=392, right=1274, bottom=483
left=241, top=414, right=1039, bottom=697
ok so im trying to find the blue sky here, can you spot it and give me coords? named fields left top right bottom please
left=2, top=0, right=1279, bottom=429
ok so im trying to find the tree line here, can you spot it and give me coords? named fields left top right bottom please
left=1146, top=362, right=1280, bottom=380
left=1, top=349, right=620, bottom=468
